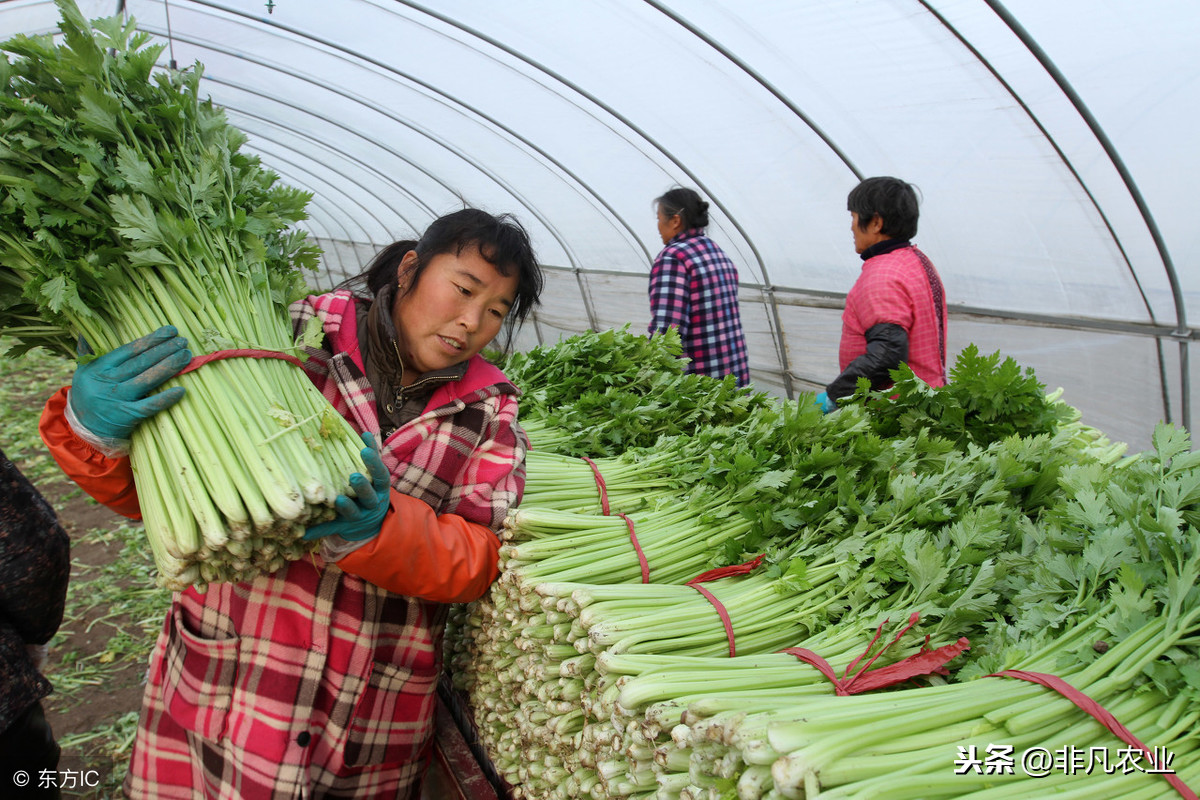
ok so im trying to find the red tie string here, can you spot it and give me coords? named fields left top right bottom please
left=989, top=670, right=1197, bottom=799
left=581, top=458, right=650, bottom=582
left=685, top=554, right=765, bottom=657
left=618, top=513, right=650, bottom=584
left=179, top=348, right=306, bottom=375
left=782, top=612, right=970, bottom=696
left=580, top=456, right=610, bottom=515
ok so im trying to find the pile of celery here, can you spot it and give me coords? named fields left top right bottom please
left=602, top=432, right=1200, bottom=799
left=497, top=325, right=774, bottom=458
left=0, top=1, right=365, bottom=589
left=445, top=329, right=1199, bottom=799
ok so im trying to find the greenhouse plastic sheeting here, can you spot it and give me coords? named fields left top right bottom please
left=4, top=0, right=1197, bottom=450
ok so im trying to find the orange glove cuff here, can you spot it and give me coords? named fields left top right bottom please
left=39, top=387, right=142, bottom=519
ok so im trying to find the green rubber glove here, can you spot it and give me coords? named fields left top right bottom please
left=68, top=326, right=191, bottom=443
left=303, top=432, right=391, bottom=542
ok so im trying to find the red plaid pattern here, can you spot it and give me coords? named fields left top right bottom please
left=124, top=291, right=527, bottom=799
left=297, top=292, right=526, bottom=531
left=838, top=245, right=948, bottom=388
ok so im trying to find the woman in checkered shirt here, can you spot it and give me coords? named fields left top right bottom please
left=648, top=187, right=751, bottom=386
left=40, top=209, right=545, bottom=799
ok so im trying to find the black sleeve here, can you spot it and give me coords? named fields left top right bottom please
left=0, top=449, right=70, bottom=646
left=826, top=323, right=909, bottom=401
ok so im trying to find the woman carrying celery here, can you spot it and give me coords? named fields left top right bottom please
left=39, top=208, right=544, bottom=799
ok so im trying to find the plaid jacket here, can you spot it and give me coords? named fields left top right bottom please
left=839, top=244, right=948, bottom=389
left=42, top=291, right=526, bottom=799
left=648, top=229, right=751, bottom=385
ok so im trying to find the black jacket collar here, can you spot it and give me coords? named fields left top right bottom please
left=860, top=238, right=911, bottom=261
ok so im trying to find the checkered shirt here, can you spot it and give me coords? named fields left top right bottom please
left=648, top=229, right=751, bottom=385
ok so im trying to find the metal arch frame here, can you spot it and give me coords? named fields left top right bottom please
left=390, top=0, right=797, bottom=395
left=915, top=1, right=1155, bottom=321
left=218, top=97, right=427, bottom=236
left=982, top=0, right=1192, bottom=433
left=236, top=128, right=396, bottom=247
left=224, top=103, right=439, bottom=224
left=139, top=18, right=603, bottom=331
left=257, top=154, right=383, bottom=257
left=298, top=214, right=352, bottom=291
left=347, top=3, right=656, bottom=266
left=915, top=0, right=1176, bottom=428
left=639, top=0, right=1190, bottom=414
left=294, top=194, right=360, bottom=288
left=145, top=27, right=520, bottom=229
left=149, top=1, right=664, bottom=331
left=640, top=0, right=862, bottom=182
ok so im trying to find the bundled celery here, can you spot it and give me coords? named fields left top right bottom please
left=521, top=450, right=692, bottom=515
left=613, top=426, right=1200, bottom=799
left=457, top=421, right=1196, bottom=800
left=0, top=1, right=365, bottom=589
left=444, top=329, right=1199, bottom=800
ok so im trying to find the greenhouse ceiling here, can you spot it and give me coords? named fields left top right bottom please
left=3, top=0, right=1197, bottom=450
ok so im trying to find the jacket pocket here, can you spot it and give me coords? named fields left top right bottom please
left=160, top=604, right=239, bottom=742
left=342, top=661, right=437, bottom=767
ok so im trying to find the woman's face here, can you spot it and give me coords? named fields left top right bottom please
left=656, top=206, right=684, bottom=245
left=391, top=246, right=518, bottom=379
left=851, top=211, right=888, bottom=254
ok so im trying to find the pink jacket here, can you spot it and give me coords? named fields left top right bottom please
left=839, top=245, right=948, bottom=388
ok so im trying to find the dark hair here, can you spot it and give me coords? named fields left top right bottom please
left=847, top=177, right=921, bottom=240
left=654, top=187, right=710, bottom=230
left=341, top=208, right=543, bottom=352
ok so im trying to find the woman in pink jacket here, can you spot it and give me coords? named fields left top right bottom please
left=40, top=209, right=543, bottom=799
left=817, top=177, right=948, bottom=412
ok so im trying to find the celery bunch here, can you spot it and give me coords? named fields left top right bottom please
left=0, top=1, right=365, bottom=589
left=445, top=329, right=1198, bottom=800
